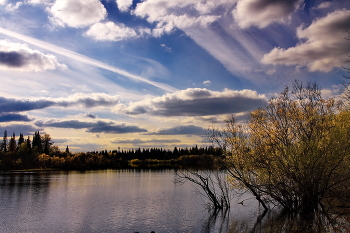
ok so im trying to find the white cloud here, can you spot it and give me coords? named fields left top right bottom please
left=5, top=1, right=23, bottom=11
left=50, top=0, right=107, bottom=28
left=262, top=10, right=350, bottom=72
left=233, top=0, right=302, bottom=28
left=203, top=80, right=211, bottom=86
left=116, top=0, right=132, bottom=12
left=27, top=0, right=54, bottom=5
left=0, top=40, right=66, bottom=72
left=133, top=0, right=232, bottom=37
left=117, top=88, right=267, bottom=116
left=160, top=44, right=172, bottom=52
left=85, top=22, right=138, bottom=41
left=315, top=2, right=332, bottom=9
left=0, top=0, right=7, bottom=5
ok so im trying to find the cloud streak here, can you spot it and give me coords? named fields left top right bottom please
left=112, top=138, right=181, bottom=144
left=146, top=125, right=206, bottom=136
left=35, top=120, right=147, bottom=134
left=0, top=93, right=121, bottom=113
left=0, top=27, right=177, bottom=92
left=0, top=113, right=32, bottom=122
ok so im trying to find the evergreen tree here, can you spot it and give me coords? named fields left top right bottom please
left=0, top=130, right=8, bottom=152
left=32, top=131, right=42, bottom=153
left=8, top=133, right=16, bottom=152
left=17, top=133, right=25, bottom=149
left=26, top=136, right=31, bottom=150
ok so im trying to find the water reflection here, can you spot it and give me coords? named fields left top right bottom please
left=0, top=170, right=349, bottom=233
left=199, top=206, right=350, bottom=233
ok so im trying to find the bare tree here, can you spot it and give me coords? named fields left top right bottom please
left=175, top=169, right=232, bottom=210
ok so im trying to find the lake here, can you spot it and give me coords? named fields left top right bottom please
left=0, top=169, right=267, bottom=233
left=1, top=169, right=347, bottom=233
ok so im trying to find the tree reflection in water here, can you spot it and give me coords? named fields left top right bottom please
left=201, top=207, right=350, bottom=233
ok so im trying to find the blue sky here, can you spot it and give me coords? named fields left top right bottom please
left=0, top=0, right=349, bottom=152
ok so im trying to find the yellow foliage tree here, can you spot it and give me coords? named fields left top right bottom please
left=211, top=81, right=350, bottom=213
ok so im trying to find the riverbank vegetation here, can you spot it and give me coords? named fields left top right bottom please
left=0, top=132, right=223, bottom=170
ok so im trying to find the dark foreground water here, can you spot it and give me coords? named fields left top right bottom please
left=0, top=170, right=348, bottom=233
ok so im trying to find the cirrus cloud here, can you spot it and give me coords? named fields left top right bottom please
left=261, top=10, right=350, bottom=72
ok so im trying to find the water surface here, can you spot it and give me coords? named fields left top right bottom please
left=0, top=169, right=264, bottom=233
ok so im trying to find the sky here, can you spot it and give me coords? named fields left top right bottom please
left=0, top=0, right=349, bottom=152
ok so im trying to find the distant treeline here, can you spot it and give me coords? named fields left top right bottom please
left=0, top=130, right=223, bottom=170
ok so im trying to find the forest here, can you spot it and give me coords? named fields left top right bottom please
left=0, top=130, right=223, bottom=170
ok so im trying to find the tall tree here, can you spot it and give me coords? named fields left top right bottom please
left=17, top=133, right=25, bottom=149
left=26, top=136, right=31, bottom=150
left=0, top=130, right=8, bottom=152
left=8, top=133, right=16, bottom=152
left=32, top=131, right=42, bottom=153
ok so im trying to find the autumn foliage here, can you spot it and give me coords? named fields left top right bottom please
left=211, top=81, right=350, bottom=213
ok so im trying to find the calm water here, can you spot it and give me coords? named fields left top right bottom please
left=0, top=169, right=267, bottom=233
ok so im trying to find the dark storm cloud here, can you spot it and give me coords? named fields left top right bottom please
left=0, top=113, right=32, bottom=122
left=35, top=120, right=147, bottom=134
left=147, top=125, right=206, bottom=136
left=0, top=51, right=26, bottom=67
